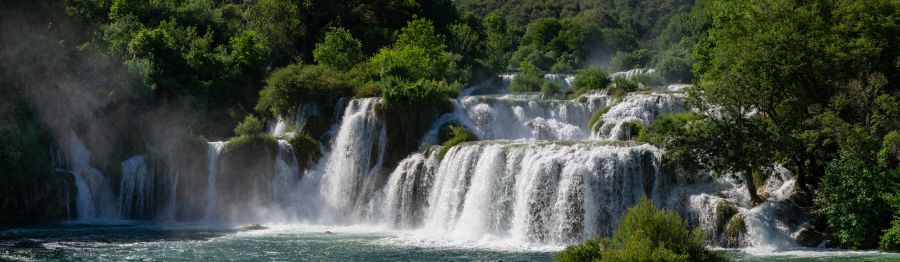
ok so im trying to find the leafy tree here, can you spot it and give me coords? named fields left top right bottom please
left=313, top=27, right=363, bottom=70
left=814, top=154, right=897, bottom=247
left=256, top=64, right=353, bottom=117
left=245, top=0, right=302, bottom=62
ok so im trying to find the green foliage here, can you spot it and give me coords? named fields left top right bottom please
left=234, top=115, right=263, bottom=137
left=637, top=112, right=703, bottom=146
left=256, top=64, right=353, bottom=117
left=0, top=90, right=69, bottom=220
left=724, top=214, right=746, bottom=248
left=508, top=60, right=543, bottom=92
left=540, top=81, right=561, bottom=97
left=382, top=78, right=457, bottom=110
left=222, top=134, right=279, bottom=155
left=313, top=27, right=363, bottom=71
left=715, top=202, right=739, bottom=234
left=287, top=131, right=322, bottom=169
left=245, top=0, right=302, bottom=61
left=438, top=125, right=478, bottom=158
left=588, top=107, right=611, bottom=132
left=610, top=50, right=653, bottom=72
left=556, top=197, right=723, bottom=262
left=814, top=155, right=897, bottom=248
left=572, top=67, right=611, bottom=96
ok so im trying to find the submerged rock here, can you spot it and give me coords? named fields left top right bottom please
left=241, top=224, right=267, bottom=230
left=796, top=228, right=829, bottom=248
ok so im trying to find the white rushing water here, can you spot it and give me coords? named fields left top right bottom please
left=439, top=93, right=610, bottom=141
left=376, top=141, right=665, bottom=244
left=592, top=92, right=686, bottom=140
left=316, top=98, right=388, bottom=222
left=204, top=141, right=225, bottom=221
left=55, top=70, right=815, bottom=254
left=119, top=155, right=148, bottom=219
left=65, top=131, right=117, bottom=221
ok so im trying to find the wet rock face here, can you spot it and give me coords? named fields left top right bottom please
left=795, top=228, right=829, bottom=248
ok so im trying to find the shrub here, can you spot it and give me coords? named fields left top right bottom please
left=255, top=64, right=353, bottom=117
left=632, top=72, right=665, bottom=88
left=540, top=81, right=561, bottom=98
left=438, top=125, right=477, bottom=159
left=222, top=134, right=278, bottom=154
left=637, top=112, right=703, bottom=145
left=572, top=66, right=611, bottom=96
left=556, top=197, right=723, bottom=262
left=508, top=60, right=543, bottom=92
left=234, top=114, right=263, bottom=137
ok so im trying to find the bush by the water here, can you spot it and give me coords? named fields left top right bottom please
left=556, top=197, right=723, bottom=262
left=572, top=67, right=611, bottom=97
left=508, top=60, right=543, bottom=93
left=438, top=125, right=478, bottom=158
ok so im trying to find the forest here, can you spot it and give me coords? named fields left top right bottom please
left=1, top=0, right=899, bottom=260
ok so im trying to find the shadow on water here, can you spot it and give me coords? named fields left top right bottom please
left=0, top=222, right=234, bottom=259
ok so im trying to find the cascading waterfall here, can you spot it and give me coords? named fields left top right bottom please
left=119, top=155, right=148, bottom=218
left=47, top=69, right=808, bottom=251
left=66, top=131, right=117, bottom=220
left=204, top=141, right=225, bottom=221
left=377, top=141, right=665, bottom=244
left=316, top=98, right=388, bottom=221
left=457, top=93, right=609, bottom=140
left=592, top=92, right=686, bottom=140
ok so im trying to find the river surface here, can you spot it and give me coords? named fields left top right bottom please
left=1, top=223, right=897, bottom=261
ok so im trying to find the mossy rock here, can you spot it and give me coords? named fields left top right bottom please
left=715, top=202, right=739, bottom=235
left=619, top=121, right=644, bottom=140
left=724, top=214, right=747, bottom=248
left=796, top=228, right=828, bottom=247
left=588, top=107, right=610, bottom=132
left=438, top=125, right=478, bottom=159
left=288, top=132, right=322, bottom=170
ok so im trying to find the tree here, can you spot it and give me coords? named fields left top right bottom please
left=246, top=0, right=302, bottom=62
left=508, top=60, right=543, bottom=92
left=313, top=27, right=363, bottom=71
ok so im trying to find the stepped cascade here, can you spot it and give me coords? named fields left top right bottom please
left=55, top=70, right=803, bottom=249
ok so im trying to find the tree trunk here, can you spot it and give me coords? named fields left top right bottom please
left=743, top=167, right=763, bottom=206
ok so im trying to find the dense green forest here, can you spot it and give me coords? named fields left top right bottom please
left=1, top=0, right=899, bottom=256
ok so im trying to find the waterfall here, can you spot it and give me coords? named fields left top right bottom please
left=119, top=155, right=148, bottom=219
left=66, top=131, right=117, bottom=221
left=592, top=92, right=686, bottom=140
left=204, top=141, right=225, bottom=221
left=271, top=103, right=321, bottom=137
left=378, top=141, right=664, bottom=244
left=457, top=93, right=609, bottom=141
left=609, top=68, right=656, bottom=80
left=317, top=98, right=387, bottom=221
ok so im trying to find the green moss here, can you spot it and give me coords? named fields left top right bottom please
left=438, top=125, right=477, bottom=159
left=620, top=120, right=644, bottom=140
left=288, top=131, right=322, bottom=169
left=222, top=135, right=279, bottom=155
left=724, top=214, right=746, bottom=248
left=588, top=107, right=611, bottom=132
left=715, top=202, right=739, bottom=233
